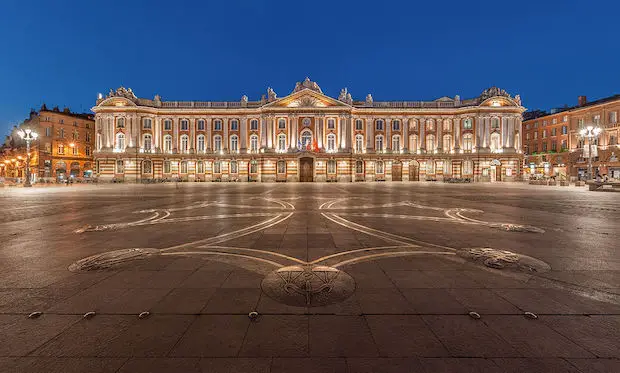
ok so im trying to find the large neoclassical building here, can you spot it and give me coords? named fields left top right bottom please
left=92, top=78, right=525, bottom=182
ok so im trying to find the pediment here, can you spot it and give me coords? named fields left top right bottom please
left=479, top=96, right=519, bottom=107
left=264, top=89, right=350, bottom=108
left=96, top=96, right=137, bottom=107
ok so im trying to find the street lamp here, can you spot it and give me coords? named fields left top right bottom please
left=578, top=125, right=602, bottom=181
left=17, top=129, right=38, bottom=187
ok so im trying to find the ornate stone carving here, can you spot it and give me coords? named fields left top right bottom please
left=292, top=77, right=323, bottom=94
left=107, top=87, right=137, bottom=101
left=478, top=86, right=511, bottom=101
left=338, top=88, right=353, bottom=104
left=366, top=94, right=373, bottom=106
left=267, top=87, right=277, bottom=101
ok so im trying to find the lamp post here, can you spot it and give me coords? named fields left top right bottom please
left=17, top=129, right=38, bottom=187
left=579, top=125, right=602, bottom=181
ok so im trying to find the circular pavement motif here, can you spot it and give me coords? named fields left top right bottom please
left=261, top=265, right=356, bottom=307
left=457, top=247, right=551, bottom=273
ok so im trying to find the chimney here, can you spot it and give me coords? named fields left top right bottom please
left=578, top=96, right=587, bottom=106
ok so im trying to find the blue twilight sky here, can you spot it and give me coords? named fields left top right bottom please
left=1, top=0, right=619, bottom=134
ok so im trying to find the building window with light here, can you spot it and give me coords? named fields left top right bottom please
left=59, top=128, right=65, bottom=138
left=163, top=160, right=171, bottom=173
left=356, top=160, right=363, bottom=174
left=491, top=118, right=500, bottom=129
left=301, top=131, right=312, bottom=147
left=142, top=118, right=152, bottom=129
left=463, top=119, right=472, bottom=129
left=327, top=119, right=335, bottom=129
left=277, top=160, right=286, bottom=174
left=214, top=161, right=221, bottom=174
left=278, top=119, right=286, bottom=129
left=278, top=134, right=286, bottom=152
left=250, top=160, right=258, bottom=173
left=180, top=135, right=189, bottom=153
left=116, top=133, right=125, bottom=151
left=355, top=134, right=364, bottom=153
left=197, top=135, right=205, bottom=152
left=355, top=119, right=363, bottom=131
left=250, top=135, right=258, bottom=152
left=375, top=135, right=384, bottom=152
left=143, top=160, right=152, bottom=174
left=162, top=135, right=172, bottom=153
left=609, top=112, right=617, bottom=124
left=327, top=134, right=336, bottom=151
left=250, top=119, right=258, bottom=131
left=426, top=120, right=434, bottom=131
left=410, top=119, right=418, bottom=131
left=464, top=160, right=473, bottom=175
left=164, top=119, right=172, bottom=131
left=230, top=120, right=239, bottom=131
left=230, top=135, right=239, bottom=152
left=410, top=135, right=418, bottom=153
left=442, top=119, right=451, bottom=132
left=231, top=161, right=238, bottom=174
left=73, top=146, right=79, bottom=155
left=327, top=159, right=336, bottom=174
left=443, top=134, right=452, bottom=152
left=376, top=120, right=384, bottom=131
left=197, top=161, right=204, bottom=173
left=376, top=161, right=384, bottom=174
left=214, top=135, right=222, bottom=152
left=214, top=120, right=222, bottom=131
left=392, top=120, right=400, bottom=131
left=490, top=133, right=501, bottom=152
left=180, top=119, right=189, bottom=131
left=117, top=118, right=125, bottom=128
left=116, top=160, right=124, bottom=174
left=392, top=135, right=400, bottom=152
left=561, top=140, right=567, bottom=150
left=197, top=120, right=205, bottom=131
left=463, top=133, right=473, bottom=151
left=180, top=161, right=187, bottom=173
left=85, top=146, right=91, bottom=156
left=426, top=134, right=435, bottom=152
left=58, top=144, right=65, bottom=154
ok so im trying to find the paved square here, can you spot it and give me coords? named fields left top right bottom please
left=0, top=183, right=619, bottom=372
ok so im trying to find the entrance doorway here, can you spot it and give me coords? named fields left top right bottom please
left=300, top=157, right=314, bottom=182
left=392, top=161, right=402, bottom=181
left=409, top=160, right=420, bottom=181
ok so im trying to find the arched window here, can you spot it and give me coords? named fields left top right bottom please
left=230, top=135, right=239, bottom=152
left=230, top=160, right=238, bottom=174
left=410, top=135, right=419, bottom=153
left=197, top=135, right=205, bottom=152
left=250, top=135, right=259, bottom=152
left=490, top=132, right=501, bottom=152
left=278, top=118, right=286, bottom=129
left=163, top=135, right=172, bottom=153
left=375, top=135, right=384, bottom=152
left=463, top=133, right=473, bottom=151
left=163, top=160, right=171, bottom=174
left=214, top=135, right=222, bottom=152
left=355, top=160, right=364, bottom=174
left=143, top=134, right=152, bottom=152
left=278, top=134, right=287, bottom=151
left=180, top=161, right=188, bottom=173
left=426, top=134, right=435, bottom=152
left=180, top=135, right=189, bottom=153
left=327, top=133, right=336, bottom=152
left=392, top=135, right=401, bottom=152
left=376, top=161, right=384, bottom=174
left=143, top=118, right=152, bottom=129
left=277, top=160, right=286, bottom=174
left=164, top=119, right=172, bottom=131
left=116, top=159, right=124, bottom=174
left=230, top=120, right=239, bottom=131
left=197, top=120, right=205, bottom=131
left=301, top=131, right=312, bottom=147
left=180, top=119, right=189, bottom=131
left=327, top=159, right=336, bottom=174
left=376, top=120, right=384, bottom=131
left=250, top=119, right=259, bottom=131
left=143, top=160, right=152, bottom=174
left=443, top=119, right=451, bottom=132
left=115, top=133, right=125, bottom=151
left=116, top=118, right=125, bottom=128
left=426, top=119, right=434, bottom=131
left=355, top=134, right=364, bottom=153
left=443, top=134, right=452, bottom=152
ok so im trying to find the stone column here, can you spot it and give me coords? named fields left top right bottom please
left=454, top=117, right=460, bottom=150
left=437, top=117, right=443, bottom=152
left=240, top=118, right=247, bottom=152
left=267, top=115, right=274, bottom=149
left=402, top=117, right=409, bottom=153
left=317, top=115, right=324, bottom=149
left=260, top=115, right=267, bottom=148
left=345, top=114, right=352, bottom=152
left=172, top=118, right=179, bottom=153
left=206, top=118, right=212, bottom=152
left=420, top=117, right=426, bottom=152
left=223, top=118, right=229, bottom=151
left=386, top=118, right=391, bottom=151
left=190, top=118, right=196, bottom=153
left=154, top=117, right=161, bottom=152
left=367, top=117, right=374, bottom=152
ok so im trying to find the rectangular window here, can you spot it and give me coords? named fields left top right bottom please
left=355, top=119, right=363, bottom=131
left=163, top=161, right=171, bottom=173
left=250, top=119, right=258, bottom=131
left=393, top=120, right=400, bottom=131
left=610, top=112, right=618, bottom=124
left=214, top=120, right=222, bottom=131
left=231, top=120, right=239, bottom=131
left=197, top=120, right=205, bottom=130
left=542, top=142, right=547, bottom=152
left=376, top=120, right=384, bottom=131
left=593, top=115, right=600, bottom=125
left=563, top=115, right=568, bottom=122
left=86, top=132, right=91, bottom=142
left=58, top=145, right=65, bottom=154
left=214, top=161, right=221, bottom=174
left=327, top=119, right=335, bottom=129
left=164, top=120, right=172, bottom=131
left=463, top=119, right=472, bottom=129
left=562, top=126, right=568, bottom=135
left=85, top=146, right=91, bottom=156
left=561, top=140, right=567, bottom=150
left=526, top=133, right=530, bottom=140
left=45, top=127, right=51, bottom=136
left=116, top=160, right=124, bottom=174
left=73, top=146, right=78, bottom=155
left=534, top=132, right=538, bottom=139
left=551, top=128, right=556, bottom=136
left=327, top=160, right=336, bottom=174
left=551, top=141, right=557, bottom=151
left=180, top=120, right=188, bottom=131
left=552, top=118, right=557, bottom=124
left=143, top=118, right=152, bottom=129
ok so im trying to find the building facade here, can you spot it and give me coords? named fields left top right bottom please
left=1, top=107, right=95, bottom=182
left=523, top=95, right=620, bottom=180
left=92, top=79, right=525, bottom=183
